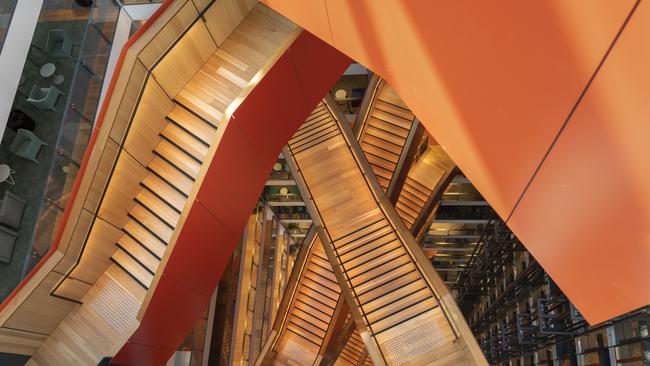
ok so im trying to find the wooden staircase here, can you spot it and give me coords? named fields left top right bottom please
left=260, top=228, right=344, bottom=365
left=108, top=5, right=293, bottom=291
left=260, top=87, right=462, bottom=364
left=394, top=146, right=456, bottom=234
left=334, top=323, right=373, bottom=366
left=26, top=4, right=299, bottom=365
left=111, top=104, right=217, bottom=289
left=282, top=99, right=487, bottom=365
left=355, top=78, right=420, bottom=196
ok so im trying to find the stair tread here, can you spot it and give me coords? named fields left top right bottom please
left=116, top=235, right=160, bottom=273
left=123, top=218, right=167, bottom=250
left=372, top=99, right=414, bottom=122
left=135, top=189, right=180, bottom=228
left=161, top=123, right=209, bottom=161
left=112, top=249, right=154, bottom=289
left=141, top=173, right=187, bottom=212
left=118, top=231, right=165, bottom=260
left=366, top=117, right=410, bottom=138
left=168, top=104, right=217, bottom=144
left=154, top=139, right=201, bottom=179
left=148, top=157, right=194, bottom=195
left=129, top=204, right=173, bottom=243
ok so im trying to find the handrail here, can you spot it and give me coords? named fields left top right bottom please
left=352, top=74, right=382, bottom=139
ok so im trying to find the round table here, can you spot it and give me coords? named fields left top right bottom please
left=40, top=63, right=56, bottom=78
left=0, top=164, right=15, bottom=185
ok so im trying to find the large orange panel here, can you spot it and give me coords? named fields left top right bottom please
left=113, top=275, right=209, bottom=362
left=508, top=2, right=649, bottom=323
left=263, top=0, right=635, bottom=220
left=287, top=31, right=351, bottom=111
left=162, top=202, right=237, bottom=298
left=196, top=122, right=268, bottom=235
left=233, top=54, right=309, bottom=168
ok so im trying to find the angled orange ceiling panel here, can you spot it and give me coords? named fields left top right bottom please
left=261, top=0, right=644, bottom=323
left=508, top=1, right=649, bottom=323
left=263, top=0, right=634, bottom=220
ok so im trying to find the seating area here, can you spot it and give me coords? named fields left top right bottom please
left=0, top=19, right=87, bottom=301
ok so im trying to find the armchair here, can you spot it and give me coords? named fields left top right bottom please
left=26, top=85, right=63, bottom=112
left=0, top=225, right=18, bottom=264
left=44, top=29, right=74, bottom=60
left=0, top=191, right=26, bottom=229
left=9, top=129, right=48, bottom=163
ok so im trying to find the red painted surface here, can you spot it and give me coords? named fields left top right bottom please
left=157, top=202, right=236, bottom=298
left=111, top=31, right=351, bottom=365
left=261, top=0, right=647, bottom=323
left=508, top=1, right=649, bottom=323
left=0, top=0, right=174, bottom=312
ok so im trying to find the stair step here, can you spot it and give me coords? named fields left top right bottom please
left=148, top=157, right=194, bottom=196
left=167, top=104, right=217, bottom=144
left=153, top=140, right=201, bottom=179
left=111, top=249, right=154, bottom=289
left=174, top=97, right=222, bottom=129
left=364, top=125, right=408, bottom=147
left=361, top=134, right=403, bottom=155
left=372, top=299, right=437, bottom=334
left=373, top=99, right=414, bottom=122
left=123, top=220, right=167, bottom=253
left=160, top=123, right=209, bottom=162
left=360, top=142, right=399, bottom=163
left=128, top=204, right=173, bottom=244
left=366, top=117, right=410, bottom=138
left=118, top=231, right=164, bottom=261
left=116, top=239, right=159, bottom=274
left=140, top=174, right=186, bottom=213
left=134, top=189, right=180, bottom=228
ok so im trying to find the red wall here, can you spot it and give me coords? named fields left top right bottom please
left=110, top=31, right=351, bottom=365
left=261, top=0, right=648, bottom=323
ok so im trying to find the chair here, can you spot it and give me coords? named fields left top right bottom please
left=0, top=191, right=26, bottom=229
left=0, top=225, right=18, bottom=264
left=44, top=29, right=74, bottom=60
left=26, top=85, right=63, bottom=112
left=9, top=129, right=48, bottom=163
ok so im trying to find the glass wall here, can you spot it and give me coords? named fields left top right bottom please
left=0, top=0, right=18, bottom=53
left=0, top=0, right=120, bottom=302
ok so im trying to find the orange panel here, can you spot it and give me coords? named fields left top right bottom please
left=263, top=0, right=634, bottom=220
left=261, top=0, right=642, bottom=322
left=508, top=1, right=649, bottom=324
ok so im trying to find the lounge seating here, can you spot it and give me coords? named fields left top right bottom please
left=0, top=191, right=26, bottom=229
left=26, top=85, right=64, bottom=112
left=9, top=129, right=48, bottom=163
left=0, top=225, right=18, bottom=264
left=44, top=29, right=74, bottom=60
